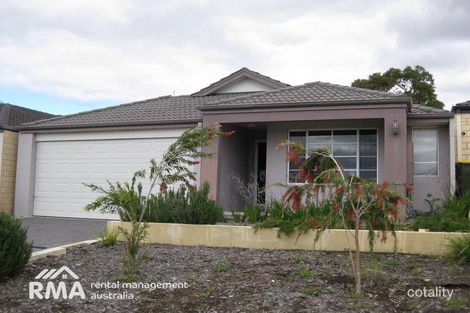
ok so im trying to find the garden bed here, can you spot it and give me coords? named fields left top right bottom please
left=1, top=243, right=469, bottom=312
left=109, top=221, right=469, bottom=256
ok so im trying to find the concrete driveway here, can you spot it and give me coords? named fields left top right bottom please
left=21, top=217, right=108, bottom=251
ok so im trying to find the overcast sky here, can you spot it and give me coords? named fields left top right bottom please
left=1, top=0, right=469, bottom=115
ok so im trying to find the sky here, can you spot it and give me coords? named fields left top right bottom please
left=1, top=0, right=469, bottom=115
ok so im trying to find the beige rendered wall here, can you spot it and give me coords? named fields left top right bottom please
left=0, top=130, right=19, bottom=214
left=457, top=112, right=470, bottom=161
left=109, top=222, right=467, bottom=256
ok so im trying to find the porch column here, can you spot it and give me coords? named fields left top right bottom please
left=200, top=116, right=221, bottom=201
left=383, top=112, right=408, bottom=184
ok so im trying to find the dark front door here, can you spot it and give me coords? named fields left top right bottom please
left=256, top=141, right=267, bottom=204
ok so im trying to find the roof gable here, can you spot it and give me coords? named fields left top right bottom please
left=191, top=67, right=289, bottom=96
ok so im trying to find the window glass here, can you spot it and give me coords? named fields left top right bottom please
left=288, top=129, right=378, bottom=183
left=413, top=128, right=438, bottom=176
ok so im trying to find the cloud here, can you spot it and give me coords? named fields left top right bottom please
left=0, top=0, right=468, bottom=112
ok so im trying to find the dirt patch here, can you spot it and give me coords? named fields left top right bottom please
left=0, top=243, right=469, bottom=312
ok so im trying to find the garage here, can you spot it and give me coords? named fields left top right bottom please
left=32, top=129, right=187, bottom=219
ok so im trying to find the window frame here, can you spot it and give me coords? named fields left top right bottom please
left=286, top=128, right=379, bottom=184
left=412, top=127, right=439, bottom=177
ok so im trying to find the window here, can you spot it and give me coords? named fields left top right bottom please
left=413, top=128, right=438, bottom=176
left=288, top=129, right=378, bottom=183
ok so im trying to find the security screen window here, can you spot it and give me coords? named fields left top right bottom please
left=413, top=128, right=438, bottom=176
left=288, top=129, right=377, bottom=183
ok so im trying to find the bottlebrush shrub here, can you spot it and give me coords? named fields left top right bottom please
left=85, top=124, right=231, bottom=279
left=275, top=142, right=408, bottom=294
left=0, top=212, right=32, bottom=279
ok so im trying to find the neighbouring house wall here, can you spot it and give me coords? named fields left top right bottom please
left=412, top=125, right=451, bottom=211
left=217, top=125, right=251, bottom=211
left=0, top=130, right=19, bottom=214
left=456, top=111, right=470, bottom=161
left=0, top=132, right=3, bottom=173
left=265, top=119, right=385, bottom=201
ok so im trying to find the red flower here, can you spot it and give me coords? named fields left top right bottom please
left=405, top=183, right=414, bottom=193
left=336, top=185, right=345, bottom=195
left=291, top=192, right=301, bottom=211
left=347, top=209, right=356, bottom=219
left=381, top=180, right=389, bottom=188
left=287, top=148, right=301, bottom=165
left=160, top=183, right=168, bottom=193
left=223, top=131, right=235, bottom=137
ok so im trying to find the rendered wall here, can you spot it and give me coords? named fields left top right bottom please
left=411, top=125, right=451, bottom=211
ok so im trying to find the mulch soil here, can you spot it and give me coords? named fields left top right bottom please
left=1, top=243, right=469, bottom=312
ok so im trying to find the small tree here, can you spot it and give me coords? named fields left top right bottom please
left=280, top=142, right=408, bottom=294
left=352, top=65, right=444, bottom=109
left=85, top=125, right=228, bottom=279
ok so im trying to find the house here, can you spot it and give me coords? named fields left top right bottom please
left=14, top=68, right=454, bottom=219
left=0, top=103, right=55, bottom=214
left=452, top=100, right=470, bottom=161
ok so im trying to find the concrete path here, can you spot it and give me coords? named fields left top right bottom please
left=21, top=217, right=107, bottom=252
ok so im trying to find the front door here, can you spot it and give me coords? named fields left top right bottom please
left=256, top=141, right=267, bottom=204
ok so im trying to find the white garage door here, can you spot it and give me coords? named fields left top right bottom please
left=33, top=129, right=188, bottom=219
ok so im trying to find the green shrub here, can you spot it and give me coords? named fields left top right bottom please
left=144, top=188, right=188, bottom=223
left=99, top=228, right=119, bottom=247
left=230, top=210, right=244, bottom=223
left=256, top=200, right=342, bottom=237
left=230, top=205, right=263, bottom=224
left=0, top=212, right=32, bottom=279
left=447, top=235, right=470, bottom=263
left=409, top=193, right=470, bottom=232
left=135, top=182, right=223, bottom=225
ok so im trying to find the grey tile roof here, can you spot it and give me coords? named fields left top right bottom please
left=452, top=100, right=470, bottom=112
left=20, top=93, right=256, bottom=130
left=409, top=104, right=453, bottom=118
left=20, top=71, right=452, bottom=131
left=199, top=82, right=410, bottom=110
left=0, top=103, right=55, bottom=130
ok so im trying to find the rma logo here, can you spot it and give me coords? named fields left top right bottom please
left=29, top=266, right=85, bottom=300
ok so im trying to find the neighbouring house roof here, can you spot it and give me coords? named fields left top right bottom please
left=19, top=68, right=452, bottom=131
left=199, top=81, right=411, bottom=111
left=452, top=100, right=470, bottom=112
left=0, top=103, right=55, bottom=131
left=409, top=104, right=453, bottom=119
left=191, top=67, right=290, bottom=96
